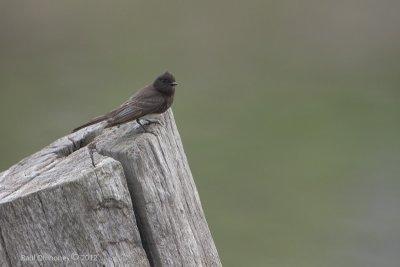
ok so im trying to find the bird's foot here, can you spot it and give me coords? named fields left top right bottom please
left=136, top=119, right=158, bottom=137
left=143, top=118, right=163, bottom=126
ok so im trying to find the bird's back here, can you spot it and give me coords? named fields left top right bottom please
left=105, top=85, right=171, bottom=127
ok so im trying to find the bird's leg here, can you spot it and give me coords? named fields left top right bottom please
left=141, top=114, right=163, bottom=126
left=136, top=119, right=148, bottom=132
left=143, top=118, right=162, bottom=126
left=136, top=118, right=158, bottom=137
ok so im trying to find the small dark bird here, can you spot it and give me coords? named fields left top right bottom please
left=72, top=71, right=177, bottom=133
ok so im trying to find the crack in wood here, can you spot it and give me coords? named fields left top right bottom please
left=0, top=109, right=221, bottom=266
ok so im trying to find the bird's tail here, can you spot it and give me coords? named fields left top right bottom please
left=72, top=115, right=108, bottom=133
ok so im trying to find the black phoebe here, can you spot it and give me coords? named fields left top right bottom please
left=72, top=71, right=177, bottom=133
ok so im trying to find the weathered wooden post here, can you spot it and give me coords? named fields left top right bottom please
left=0, top=109, right=221, bottom=266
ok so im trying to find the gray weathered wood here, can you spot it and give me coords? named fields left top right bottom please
left=0, top=109, right=221, bottom=266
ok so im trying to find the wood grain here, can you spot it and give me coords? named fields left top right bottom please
left=0, top=109, right=221, bottom=266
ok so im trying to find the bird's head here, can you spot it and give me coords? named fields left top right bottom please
left=153, top=71, right=177, bottom=93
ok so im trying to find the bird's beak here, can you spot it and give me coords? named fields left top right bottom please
left=171, top=82, right=178, bottom=86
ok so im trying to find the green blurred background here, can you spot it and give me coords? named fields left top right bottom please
left=1, top=1, right=400, bottom=266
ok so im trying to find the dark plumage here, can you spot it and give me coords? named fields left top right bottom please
left=72, top=71, right=177, bottom=133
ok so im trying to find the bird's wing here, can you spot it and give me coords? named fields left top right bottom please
left=106, top=88, right=165, bottom=127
